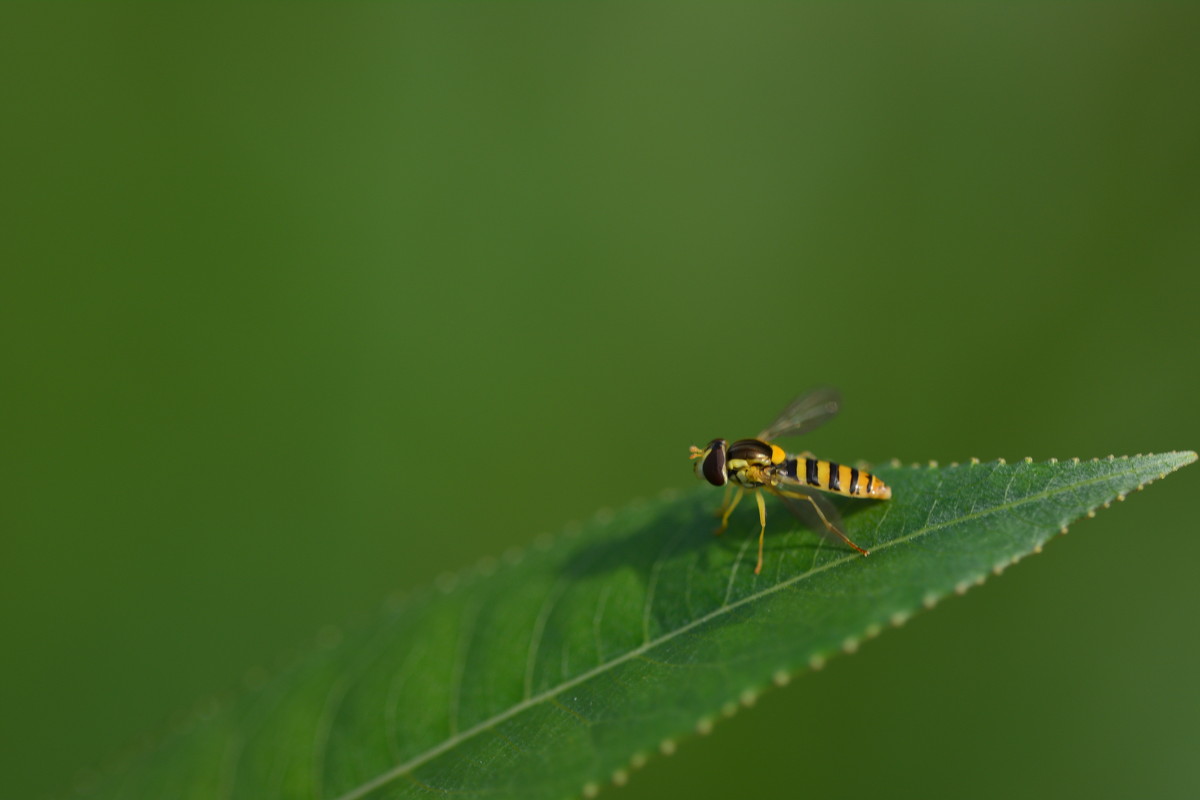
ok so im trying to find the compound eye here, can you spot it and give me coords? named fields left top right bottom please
left=700, top=439, right=728, bottom=486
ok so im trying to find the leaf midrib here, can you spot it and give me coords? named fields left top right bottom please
left=332, top=461, right=1138, bottom=800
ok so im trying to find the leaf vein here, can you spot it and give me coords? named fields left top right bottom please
left=331, top=463, right=1151, bottom=800
left=447, top=601, right=482, bottom=738
left=722, top=536, right=754, bottom=606
left=592, top=584, right=612, bottom=664
left=524, top=579, right=570, bottom=700
left=642, top=523, right=690, bottom=644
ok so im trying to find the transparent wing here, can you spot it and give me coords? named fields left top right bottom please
left=769, top=485, right=848, bottom=546
left=756, top=387, right=841, bottom=441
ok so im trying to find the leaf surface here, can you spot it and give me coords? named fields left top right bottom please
left=76, top=452, right=1196, bottom=800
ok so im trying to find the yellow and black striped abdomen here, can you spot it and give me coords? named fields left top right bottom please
left=782, top=457, right=892, bottom=499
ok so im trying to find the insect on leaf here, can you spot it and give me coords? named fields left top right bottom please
left=73, top=452, right=1196, bottom=800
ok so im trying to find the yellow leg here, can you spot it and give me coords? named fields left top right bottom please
left=754, top=490, right=768, bottom=574
left=715, top=487, right=744, bottom=536
left=772, top=488, right=870, bottom=556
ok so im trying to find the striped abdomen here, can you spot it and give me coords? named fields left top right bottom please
left=782, top=457, right=891, bottom=499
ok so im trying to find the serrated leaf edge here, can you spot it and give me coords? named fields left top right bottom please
left=332, top=452, right=1196, bottom=800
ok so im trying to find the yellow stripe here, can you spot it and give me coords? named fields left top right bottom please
left=817, top=460, right=830, bottom=489
left=838, top=464, right=851, bottom=495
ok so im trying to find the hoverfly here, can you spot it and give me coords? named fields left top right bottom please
left=689, top=388, right=891, bottom=575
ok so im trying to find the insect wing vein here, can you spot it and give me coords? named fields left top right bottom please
left=756, top=387, right=842, bottom=441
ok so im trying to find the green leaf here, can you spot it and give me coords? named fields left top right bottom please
left=75, top=452, right=1195, bottom=800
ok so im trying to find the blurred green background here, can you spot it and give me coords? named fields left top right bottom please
left=3, top=4, right=1198, bottom=799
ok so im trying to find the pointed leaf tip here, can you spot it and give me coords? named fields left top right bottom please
left=74, top=452, right=1195, bottom=800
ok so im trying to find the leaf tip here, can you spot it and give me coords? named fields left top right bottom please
left=1158, top=449, right=1198, bottom=471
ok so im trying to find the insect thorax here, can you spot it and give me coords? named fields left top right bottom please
left=725, top=438, right=779, bottom=487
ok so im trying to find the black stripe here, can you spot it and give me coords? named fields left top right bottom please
left=828, top=462, right=842, bottom=492
left=866, top=474, right=874, bottom=494
left=849, top=467, right=860, bottom=495
left=783, top=459, right=799, bottom=482
left=805, top=458, right=819, bottom=486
